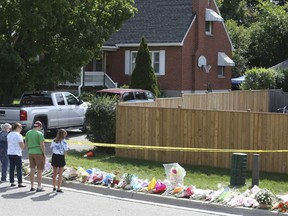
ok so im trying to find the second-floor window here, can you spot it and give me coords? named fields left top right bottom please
left=125, top=50, right=165, bottom=75
left=218, top=66, right=225, bottom=77
left=205, top=21, right=213, bottom=35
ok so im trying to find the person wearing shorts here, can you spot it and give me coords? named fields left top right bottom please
left=50, top=129, right=68, bottom=193
left=25, top=121, right=45, bottom=192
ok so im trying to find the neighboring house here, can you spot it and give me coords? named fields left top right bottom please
left=271, top=59, right=288, bottom=71
left=81, top=0, right=235, bottom=96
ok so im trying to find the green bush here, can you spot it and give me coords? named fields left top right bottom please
left=85, top=96, right=117, bottom=152
left=78, top=92, right=96, bottom=102
left=275, top=68, right=288, bottom=92
left=240, top=67, right=276, bottom=90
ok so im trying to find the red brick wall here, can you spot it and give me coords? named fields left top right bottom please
left=96, top=0, right=234, bottom=93
left=106, top=47, right=184, bottom=90
left=191, top=0, right=233, bottom=91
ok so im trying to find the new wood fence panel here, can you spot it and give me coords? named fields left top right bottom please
left=182, top=90, right=269, bottom=112
left=116, top=106, right=288, bottom=173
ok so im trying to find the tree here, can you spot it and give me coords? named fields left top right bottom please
left=219, top=0, right=288, bottom=71
left=275, top=68, right=288, bottom=92
left=130, top=37, right=160, bottom=97
left=0, top=0, right=136, bottom=104
left=240, top=67, right=276, bottom=90
left=225, top=20, right=251, bottom=77
left=248, top=1, right=288, bottom=68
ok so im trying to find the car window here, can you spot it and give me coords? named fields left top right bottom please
left=135, top=92, right=146, bottom=100
left=122, top=92, right=135, bottom=101
left=146, top=91, right=155, bottom=100
left=21, top=93, right=53, bottom=105
left=55, top=93, right=65, bottom=105
left=65, top=93, right=79, bottom=105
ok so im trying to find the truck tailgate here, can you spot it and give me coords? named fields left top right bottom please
left=0, top=105, right=21, bottom=123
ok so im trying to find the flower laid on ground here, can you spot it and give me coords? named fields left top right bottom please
left=24, top=162, right=286, bottom=213
left=254, top=188, right=276, bottom=207
left=276, top=201, right=288, bottom=213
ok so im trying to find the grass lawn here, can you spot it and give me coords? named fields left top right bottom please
left=66, top=150, right=288, bottom=195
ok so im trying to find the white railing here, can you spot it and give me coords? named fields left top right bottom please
left=60, top=71, right=117, bottom=88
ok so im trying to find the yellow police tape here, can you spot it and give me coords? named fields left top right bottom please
left=44, top=139, right=287, bottom=153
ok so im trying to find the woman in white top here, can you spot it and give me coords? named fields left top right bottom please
left=7, top=122, right=26, bottom=187
left=50, top=129, right=68, bottom=193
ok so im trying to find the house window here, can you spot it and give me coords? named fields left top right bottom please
left=218, top=66, right=225, bottom=77
left=150, top=51, right=160, bottom=74
left=125, top=50, right=165, bottom=75
left=205, top=21, right=213, bottom=35
left=131, top=51, right=137, bottom=72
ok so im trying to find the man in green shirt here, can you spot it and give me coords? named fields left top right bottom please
left=25, top=121, right=46, bottom=192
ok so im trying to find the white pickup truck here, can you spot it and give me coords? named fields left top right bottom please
left=0, top=91, right=89, bottom=135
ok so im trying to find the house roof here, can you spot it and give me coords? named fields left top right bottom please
left=105, top=0, right=195, bottom=46
left=271, top=59, right=288, bottom=70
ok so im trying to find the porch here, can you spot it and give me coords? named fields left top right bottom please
left=60, top=71, right=118, bottom=89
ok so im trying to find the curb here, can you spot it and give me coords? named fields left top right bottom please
left=30, top=176, right=279, bottom=216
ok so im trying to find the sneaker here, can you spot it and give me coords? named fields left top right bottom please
left=11, top=183, right=16, bottom=187
left=56, top=189, right=63, bottom=193
left=18, top=184, right=26, bottom=188
left=36, top=187, right=45, bottom=192
left=30, top=188, right=36, bottom=192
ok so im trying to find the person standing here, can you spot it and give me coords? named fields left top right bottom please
left=0, top=123, right=12, bottom=182
left=25, top=121, right=45, bottom=192
left=50, top=129, right=68, bottom=193
left=7, top=122, right=26, bottom=187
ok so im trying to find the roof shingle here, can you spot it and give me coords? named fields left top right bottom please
left=105, top=0, right=195, bottom=45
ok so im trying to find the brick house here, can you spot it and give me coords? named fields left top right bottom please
left=83, top=0, right=234, bottom=96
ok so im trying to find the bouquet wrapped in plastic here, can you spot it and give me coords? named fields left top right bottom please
left=163, top=163, right=186, bottom=187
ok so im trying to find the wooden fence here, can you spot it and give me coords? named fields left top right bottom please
left=122, top=90, right=271, bottom=112
left=121, top=89, right=288, bottom=112
left=116, top=106, right=288, bottom=173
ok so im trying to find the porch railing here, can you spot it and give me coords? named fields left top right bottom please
left=60, top=71, right=117, bottom=88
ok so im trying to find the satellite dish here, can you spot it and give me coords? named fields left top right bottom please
left=198, top=56, right=207, bottom=68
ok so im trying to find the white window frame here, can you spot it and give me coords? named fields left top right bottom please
left=218, top=66, right=225, bottom=77
left=205, top=21, right=213, bottom=35
left=125, top=50, right=165, bottom=76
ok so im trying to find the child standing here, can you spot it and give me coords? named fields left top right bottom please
left=50, top=129, right=68, bottom=193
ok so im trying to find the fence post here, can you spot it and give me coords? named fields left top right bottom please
left=252, top=154, right=260, bottom=186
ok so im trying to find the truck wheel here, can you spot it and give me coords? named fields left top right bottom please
left=42, top=124, right=47, bottom=137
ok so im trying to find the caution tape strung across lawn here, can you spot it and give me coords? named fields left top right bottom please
left=44, top=139, right=288, bottom=153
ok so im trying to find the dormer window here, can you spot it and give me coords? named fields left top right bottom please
left=205, top=8, right=223, bottom=36
left=205, top=21, right=213, bottom=35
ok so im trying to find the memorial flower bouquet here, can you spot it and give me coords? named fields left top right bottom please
left=255, top=189, right=274, bottom=207
left=277, top=201, right=288, bottom=213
